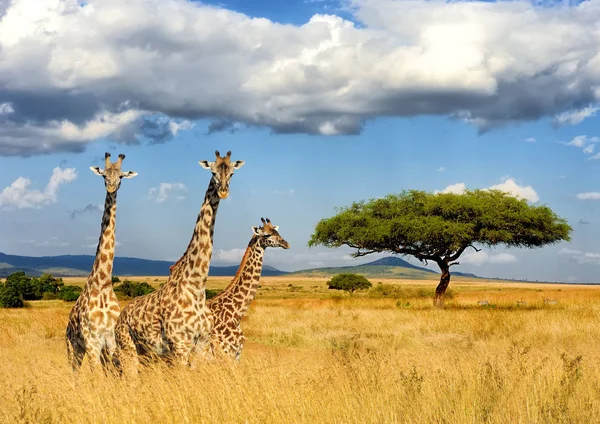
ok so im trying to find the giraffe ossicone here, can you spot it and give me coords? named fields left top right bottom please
left=66, top=152, right=138, bottom=372
left=115, top=150, right=244, bottom=372
left=208, top=217, right=290, bottom=360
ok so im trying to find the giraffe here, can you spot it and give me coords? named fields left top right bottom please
left=208, top=218, right=289, bottom=360
left=115, top=150, right=244, bottom=371
left=65, top=152, right=138, bottom=372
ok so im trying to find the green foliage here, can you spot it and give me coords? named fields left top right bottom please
left=113, top=280, right=155, bottom=299
left=58, top=285, right=82, bottom=302
left=0, top=272, right=70, bottom=306
left=0, top=280, right=24, bottom=308
left=327, top=273, right=372, bottom=294
left=206, top=289, right=222, bottom=300
left=112, top=276, right=121, bottom=283
left=309, top=189, right=572, bottom=255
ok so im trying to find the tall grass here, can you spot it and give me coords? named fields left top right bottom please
left=1, top=279, right=600, bottom=423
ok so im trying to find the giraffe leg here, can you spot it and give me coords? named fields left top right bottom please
left=101, top=332, right=120, bottom=375
left=66, top=333, right=85, bottom=372
left=115, top=323, right=140, bottom=377
left=85, top=340, right=104, bottom=373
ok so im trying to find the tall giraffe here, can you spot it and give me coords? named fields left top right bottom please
left=66, top=152, right=138, bottom=371
left=208, top=218, right=289, bottom=360
left=115, top=151, right=244, bottom=371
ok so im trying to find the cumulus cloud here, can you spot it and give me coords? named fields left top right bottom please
left=559, top=247, right=600, bottom=265
left=461, top=250, right=517, bottom=266
left=148, top=182, right=187, bottom=203
left=0, top=167, right=77, bottom=209
left=1, top=0, right=600, bottom=155
left=70, top=203, right=103, bottom=219
left=436, top=182, right=466, bottom=195
left=436, top=178, right=539, bottom=202
left=577, top=192, right=600, bottom=200
left=564, top=135, right=600, bottom=158
left=524, top=137, right=536, bottom=143
left=215, top=248, right=246, bottom=263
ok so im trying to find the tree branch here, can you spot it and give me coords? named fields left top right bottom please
left=449, top=261, right=460, bottom=267
left=467, top=244, right=481, bottom=252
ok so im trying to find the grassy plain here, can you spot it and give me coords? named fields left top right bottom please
left=1, top=276, right=600, bottom=423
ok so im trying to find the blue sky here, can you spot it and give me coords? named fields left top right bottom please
left=1, top=0, right=600, bottom=283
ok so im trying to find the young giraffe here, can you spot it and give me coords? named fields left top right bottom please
left=66, top=152, right=138, bottom=371
left=115, top=151, right=244, bottom=371
left=208, top=218, right=289, bottom=360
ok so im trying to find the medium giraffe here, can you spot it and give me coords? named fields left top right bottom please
left=66, top=152, right=138, bottom=371
left=115, top=151, right=244, bottom=371
left=208, top=218, right=289, bottom=360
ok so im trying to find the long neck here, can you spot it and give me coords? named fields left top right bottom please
left=222, top=237, right=265, bottom=323
left=175, top=177, right=221, bottom=286
left=90, top=191, right=117, bottom=289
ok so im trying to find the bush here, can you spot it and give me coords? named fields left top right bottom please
left=0, top=281, right=24, bottom=308
left=114, top=280, right=155, bottom=299
left=206, top=289, right=222, bottom=300
left=58, top=285, right=83, bottom=302
left=327, top=274, right=372, bottom=294
left=112, top=276, right=121, bottom=283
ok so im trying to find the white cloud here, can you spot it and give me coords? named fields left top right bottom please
left=83, top=236, right=122, bottom=249
left=0, top=167, right=77, bottom=209
left=487, top=178, right=539, bottom=203
left=576, top=192, right=600, bottom=200
left=524, top=137, right=536, bottom=143
left=559, top=247, right=600, bottom=265
left=148, top=182, right=187, bottom=203
left=20, top=237, right=69, bottom=247
left=436, top=178, right=539, bottom=202
left=1, top=0, right=600, bottom=155
left=563, top=135, right=600, bottom=158
left=436, top=182, right=466, bottom=195
left=273, top=188, right=295, bottom=195
left=554, top=106, right=600, bottom=126
left=215, top=248, right=246, bottom=263
left=461, top=250, right=517, bottom=266
left=437, top=167, right=446, bottom=172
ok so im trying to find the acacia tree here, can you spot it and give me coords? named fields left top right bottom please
left=309, top=190, right=572, bottom=306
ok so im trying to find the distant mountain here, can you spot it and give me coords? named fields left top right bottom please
left=0, top=252, right=289, bottom=278
left=290, top=256, right=487, bottom=280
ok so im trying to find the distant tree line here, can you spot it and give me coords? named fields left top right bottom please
left=0, top=272, right=82, bottom=307
left=0, top=272, right=158, bottom=308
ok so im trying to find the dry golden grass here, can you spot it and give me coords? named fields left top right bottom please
left=2, top=276, right=600, bottom=423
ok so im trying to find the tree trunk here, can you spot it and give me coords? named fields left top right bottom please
left=434, top=261, right=451, bottom=307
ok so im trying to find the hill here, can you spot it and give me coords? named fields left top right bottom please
left=289, top=256, right=453, bottom=279
left=0, top=252, right=288, bottom=278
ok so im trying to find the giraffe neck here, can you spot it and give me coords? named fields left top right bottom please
left=222, top=237, right=265, bottom=323
left=175, top=177, right=221, bottom=286
left=89, top=191, right=117, bottom=290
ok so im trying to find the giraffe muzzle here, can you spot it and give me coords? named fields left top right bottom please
left=218, top=188, right=229, bottom=199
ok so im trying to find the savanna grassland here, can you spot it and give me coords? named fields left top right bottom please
left=1, top=276, right=600, bottom=424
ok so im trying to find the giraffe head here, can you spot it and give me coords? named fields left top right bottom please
left=251, top=218, right=290, bottom=249
left=90, top=152, right=138, bottom=193
left=198, top=150, right=245, bottom=199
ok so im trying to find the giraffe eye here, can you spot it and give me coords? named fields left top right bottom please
left=264, top=234, right=272, bottom=238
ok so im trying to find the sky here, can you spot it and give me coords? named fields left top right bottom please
left=1, top=0, right=600, bottom=283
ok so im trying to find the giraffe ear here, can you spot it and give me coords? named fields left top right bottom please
left=198, top=160, right=213, bottom=170
left=252, top=226, right=261, bottom=235
left=233, top=160, right=245, bottom=170
left=121, top=171, right=138, bottom=179
left=90, top=166, right=104, bottom=176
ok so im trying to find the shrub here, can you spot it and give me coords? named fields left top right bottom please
left=0, top=280, right=24, bottom=308
left=58, top=285, right=83, bottom=302
left=32, top=274, right=64, bottom=299
left=114, top=280, right=155, bottom=299
left=327, top=274, right=372, bottom=294
left=112, top=276, right=121, bottom=283
left=206, top=289, right=222, bottom=300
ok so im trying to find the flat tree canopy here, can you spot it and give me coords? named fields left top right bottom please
left=309, top=189, right=572, bottom=306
